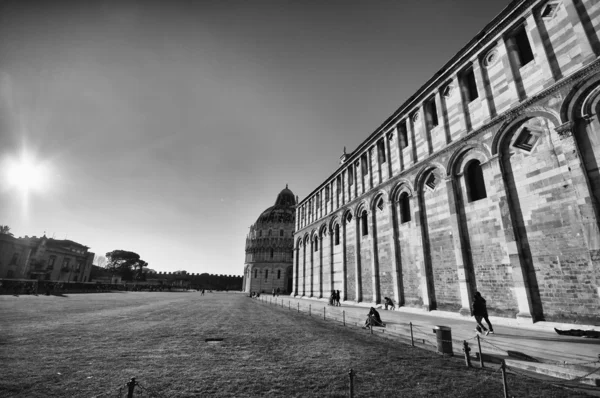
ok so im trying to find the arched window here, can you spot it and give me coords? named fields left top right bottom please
left=254, top=269, right=258, bottom=278
left=399, top=192, right=411, bottom=223
left=265, top=270, right=269, bottom=279
left=465, top=160, right=487, bottom=202
left=325, top=186, right=330, bottom=201
left=377, top=198, right=384, bottom=211
left=314, top=237, right=319, bottom=251
left=361, top=210, right=368, bottom=236
left=280, top=229, right=284, bottom=237
left=277, top=270, right=281, bottom=279
left=335, top=224, right=340, bottom=246
left=259, top=230, right=262, bottom=237
left=270, top=248, right=274, bottom=258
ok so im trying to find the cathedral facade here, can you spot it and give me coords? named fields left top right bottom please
left=243, top=186, right=296, bottom=294
left=293, top=0, right=600, bottom=324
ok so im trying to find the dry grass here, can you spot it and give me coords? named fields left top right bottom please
left=0, top=292, right=591, bottom=397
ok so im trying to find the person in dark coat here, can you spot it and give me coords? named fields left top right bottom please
left=364, top=307, right=385, bottom=328
left=471, top=291, right=494, bottom=335
left=384, top=297, right=395, bottom=310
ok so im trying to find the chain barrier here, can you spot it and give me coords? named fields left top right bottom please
left=256, top=297, right=600, bottom=393
left=459, top=367, right=502, bottom=396
left=505, top=364, right=600, bottom=394
left=136, top=382, right=167, bottom=397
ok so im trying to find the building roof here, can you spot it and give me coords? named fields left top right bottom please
left=255, top=186, right=296, bottom=225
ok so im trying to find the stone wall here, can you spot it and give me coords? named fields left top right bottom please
left=292, top=0, right=600, bottom=324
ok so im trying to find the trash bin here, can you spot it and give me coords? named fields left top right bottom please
left=432, top=325, right=453, bottom=356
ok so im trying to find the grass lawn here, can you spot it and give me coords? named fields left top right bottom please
left=0, top=292, right=591, bottom=397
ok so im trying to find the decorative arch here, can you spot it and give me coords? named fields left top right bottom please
left=390, top=179, right=414, bottom=202
left=561, top=71, right=600, bottom=122
left=447, top=142, right=491, bottom=177
left=370, top=190, right=389, bottom=212
left=491, top=108, right=561, bottom=155
left=413, top=162, right=447, bottom=191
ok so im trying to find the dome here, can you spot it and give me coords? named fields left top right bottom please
left=274, top=185, right=296, bottom=207
left=255, top=185, right=296, bottom=224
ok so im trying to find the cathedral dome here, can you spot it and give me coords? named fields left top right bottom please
left=255, top=185, right=296, bottom=224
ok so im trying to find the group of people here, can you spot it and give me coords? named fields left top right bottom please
left=271, top=288, right=280, bottom=297
left=250, top=291, right=261, bottom=298
left=328, top=290, right=341, bottom=306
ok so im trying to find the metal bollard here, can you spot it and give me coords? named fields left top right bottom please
left=343, top=310, right=345, bottom=326
left=127, top=377, right=136, bottom=398
left=501, top=361, right=509, bottom=398
left=463, top=341, right=472, bottom=368
left=323, top=307, right=326, bottom=320
left=477, top=335, right=484, bottom=368
left=410, top=322, right=414, bottom=347
left=348, top=368, right=355, bottom=398
left=297, top=302, right=299, bottom=313
left=309, top=304, right=311, bottom=316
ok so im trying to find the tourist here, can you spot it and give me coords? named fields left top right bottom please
left=272, top=288, right=275, bottom=297
left=364, top=307, right=385, bottom=328
left=336, top=290, right=341, bottom=306
left=276, top=287, right=280, bottom=297
left=384, top=297, right=395, bottom=310
left=471, top=291, right=494, bottom=335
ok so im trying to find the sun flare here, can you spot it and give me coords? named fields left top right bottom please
left=5, top=152, right=48, bottom=193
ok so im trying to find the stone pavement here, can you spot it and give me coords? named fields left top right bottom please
left=257, top=294, right=600, bottom=388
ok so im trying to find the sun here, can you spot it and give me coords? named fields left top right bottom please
left=5, top=152, right=48, bottom=193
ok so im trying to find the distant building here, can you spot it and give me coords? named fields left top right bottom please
left=294, top=0, right=600, bottom=325
left=243, top=186, right=296, bottom=294
left=0, top=235, right=94, bottom=282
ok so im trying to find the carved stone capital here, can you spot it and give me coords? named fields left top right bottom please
left=555, top=121, right=574, bottom=138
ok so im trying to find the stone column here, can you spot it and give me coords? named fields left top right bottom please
left=420, top=102, right=434, bottom=155
left=318, top=234, right=323, bottom=298
left=563, top=0, right=600, bottom=60
left=472, top=56, right=494, bottom=122
left=408, top=113, right=418, bottom=163
left=328, top=226, right=335, bottom=293
left=310, top=237, right=314, bottom=297
left=487, top=155, right=537, bottom=321
left=369, top=208, right=381, bottom=304
left=385, top=130, right=394, bottom=179
left=302, top=241, right=307, bottom=296
left=293, top=246, right=300, bottom=296
left=387, top=196, right=403, bottom=306
left=353, top=214, right=362, bottom=302
left=436, top=89, right=452, bottom=145
left=414, top=192, right=434, bottom=310
left=342, top=217, right=349, bottom=301
left=367, top=148, right=374, bottom=189
left=445, top=176, right=474, bottom=315
left=530, top=9, right=561, bottom=83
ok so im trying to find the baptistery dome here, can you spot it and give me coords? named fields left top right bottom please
left=243, top=185, right=296, bottom=294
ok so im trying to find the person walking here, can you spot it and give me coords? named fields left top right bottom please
left=471, top=291, right=494, bottom=335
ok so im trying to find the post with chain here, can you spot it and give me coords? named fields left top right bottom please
left=463, top=340, right=472, bottom=367
left=369, top=315, right=373, bottom=335
left=309, top=304, right=311, bottom=316
left=501, top=360, right=509, bottom=398
left=324, top=306, right=326, bottom=320
left=127, top=377, right=136, bottom=398
left=343, top=310, right=345, bottom=326
left=476, top=335, right=484, bottom=368
left=289, top=301, right=290, bottom=310
left=410, top=322, right=414, bottom=347
left=348, top=368, right=355, bottom=398
left=298, top=302, right=299, bottom=313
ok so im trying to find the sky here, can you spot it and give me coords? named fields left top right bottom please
left=0, top=0, right=509, bottom=276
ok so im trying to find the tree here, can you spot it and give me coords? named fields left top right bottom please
left=93, top=254, right=107, bottom=268
left=0, top=225, right=14, bottom=236
left=105, top=250, right=148, bottom=281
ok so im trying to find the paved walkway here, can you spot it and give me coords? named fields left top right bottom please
left=258, top=295, right=600, bottom=366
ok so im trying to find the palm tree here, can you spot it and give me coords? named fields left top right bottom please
left=0, top=225, right=14, bottom=236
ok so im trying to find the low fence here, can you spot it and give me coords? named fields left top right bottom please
left=0, top=279, right=195, bottom=295
left=254, top=295, right=600, bottom=397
